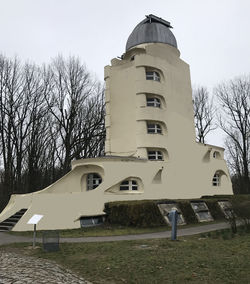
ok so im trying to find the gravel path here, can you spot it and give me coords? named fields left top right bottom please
left=0, top=251, right=91, bottom=284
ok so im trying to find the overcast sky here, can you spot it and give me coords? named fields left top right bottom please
left=0, top=0, right=249, bottom=147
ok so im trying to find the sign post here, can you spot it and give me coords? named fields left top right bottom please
left=169, top=209, right=178, bottom=241
left=27, top=214, right=43, bottom=248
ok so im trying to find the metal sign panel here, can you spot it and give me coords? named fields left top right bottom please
left=27, top=214, right=44, bottom=225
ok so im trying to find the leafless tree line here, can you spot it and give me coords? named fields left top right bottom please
left=0, top=55, right=105, bottom=208
left=193, top=76, right=250, bottom=194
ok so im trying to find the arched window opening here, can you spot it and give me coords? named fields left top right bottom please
left=213, top=151, right=221, bottom=159
left=146, top=97, right=161, bottom=108
left=147, top=123, right=162, bottom=134
left=212, top=173, right=220, bottom=186
left=120, top=180, right=138, bottom=191
left=148, top=150, right=163, bottom=161
left=146, top=71, right=160, bottom=82
left=87, top=173, right=102, bottom=190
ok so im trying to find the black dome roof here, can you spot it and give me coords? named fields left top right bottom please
left=126, top=14, right=177, bottom=51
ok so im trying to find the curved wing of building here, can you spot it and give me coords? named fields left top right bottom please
left=0, top=14, right=233, bottom=231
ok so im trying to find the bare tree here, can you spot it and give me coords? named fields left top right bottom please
left=216, top=76, right=250, bottom=193
left=193, top=86, right=216, bottom=143
left=45, top=56, right=105, bottom=175
left=0, top=54, right=105, bottom=210
left=0, top=55, right=21, bottom=195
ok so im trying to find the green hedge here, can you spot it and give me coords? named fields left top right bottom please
left=204, top=199, right=225, bottom=220
left=104, top=195, right=250, bottom=227
left=104, top=200, right=166, bottom=227
left=178, top=201, right=198, bottom=224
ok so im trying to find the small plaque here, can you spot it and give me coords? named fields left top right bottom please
left=27, top=214, right=44, bottom=225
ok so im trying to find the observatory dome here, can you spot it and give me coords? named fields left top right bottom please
left=126, top=14, right=177, bottom=51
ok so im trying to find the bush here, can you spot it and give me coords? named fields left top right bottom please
left=104, top=200, right=166, bottom=227
left=178, top=201, right=198, bottom=224
left=232, top=200, right=250, bottom=226
left=104, top=195, right=250, bottom=228
left=205, top=199, right=225, bottom=220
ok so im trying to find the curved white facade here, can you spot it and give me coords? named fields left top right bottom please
left=0, top=16, right=233, bottom=231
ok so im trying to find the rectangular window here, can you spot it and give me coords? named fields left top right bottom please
left=147, top=123, right=162, bottom=134
left=120, top=180, right=138, bottom=191
left=146, top=71, right=160, bottom=82
left=146, top=97, right=161, bottom=108
left=148, top=150, right=163, bottom=160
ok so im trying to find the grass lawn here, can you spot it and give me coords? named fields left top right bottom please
left=8, top=221, right=223, bottom=238
left=2, top=229, right=250, bottom=283
left=8, top=224, right=169, bottom=238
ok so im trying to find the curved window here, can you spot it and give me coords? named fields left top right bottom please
left=212, top=173, right=220, bottom=186
left=147, top=123, right=162, bottom=134
left=213, top=151, right=221, bottom=159
left=148, top=150, right=163, bottom=161
left=146, top=71, right=160, bottom=82
left=87, top=173, right=102, bottom=190
left=120, top=180, right=138, bottom=191
left=146, top=97, right=161, bottom=108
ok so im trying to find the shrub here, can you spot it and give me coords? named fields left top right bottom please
left=231, top=200, right=250, bottom=226
left=104, top=200, right=166, bottom=227
left=205, top=199, right=225, bottom=220
left=178, top=201, right=198, bottom=224
left=104, top=195, right=250, bottom=228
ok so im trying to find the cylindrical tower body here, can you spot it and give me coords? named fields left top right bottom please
left=105, top=15, right=196, bottom=163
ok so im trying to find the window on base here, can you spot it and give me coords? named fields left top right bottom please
left=120, top=180, right=138, bottom=191
left=87, top=173, right=102, bottom=190
left=148, top=150, right=163, bottom=161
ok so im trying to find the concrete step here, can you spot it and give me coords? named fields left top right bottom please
left=0, top=225, right=12, bottom=231
left=6, top=217, right=20, bottom=222
left=1, top=221, right=17, bottom=227
left=19, top=209, right=27, bottom=212
left=12, top=213, right=24, bottom=218
left=0, top=208, right=27, bottom=231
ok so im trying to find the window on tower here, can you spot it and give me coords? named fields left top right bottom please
left=147, top=123, right=162, bottom=134
left=148, top=150, right=163, bottom=161
left=146, top=71, right=160, bottom=82
left=146, top=97, right=161, bottom=108
left=213, top=151, right=221, bottom=159
left=212, top=173, right=220, bottom=186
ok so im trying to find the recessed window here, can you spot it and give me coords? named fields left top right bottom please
left=146, top=71, right=160, bottom=82
left=212, top=173, right=220, bottom=186
left=80, top=216, right=104, bottom=227
left=147, top=123, right=162, bottom=134
left=87, top=173, right=102, bottom=190
left=213, top=151, right=221, bottom=159
left=120, top=180, right=138, bottom=191
left=148, top=150, right=163, bottom=160
left=146, top=97, right=161, bottom=108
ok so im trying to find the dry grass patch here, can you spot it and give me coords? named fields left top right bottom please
left=2, top=232, right=250, bottom=283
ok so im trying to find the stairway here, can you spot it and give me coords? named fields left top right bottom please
left=0, top=209, right=27, bottom=232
